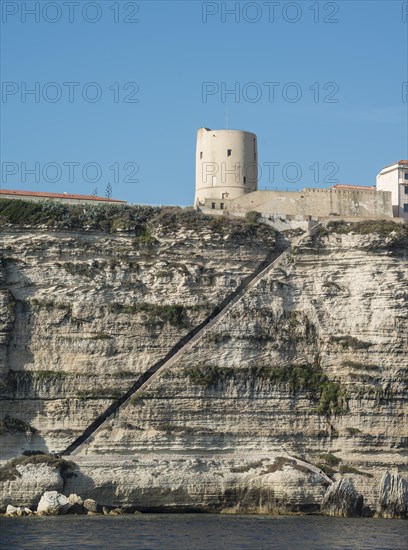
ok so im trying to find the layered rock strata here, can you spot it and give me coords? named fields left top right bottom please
left=0, top=213, right=407, bottom=515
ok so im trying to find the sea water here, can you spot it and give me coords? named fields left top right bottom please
left=1, top=514, right=407, bottom=549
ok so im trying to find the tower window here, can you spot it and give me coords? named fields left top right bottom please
left=227, top=149, right=232, bottom=157
left=211, top=202, right=215, bottom=209
left=220, top=203, right=224, bottom=210
left=200, top=152, right=203, bottom=159
left=243, top=177, right=247, bottom=185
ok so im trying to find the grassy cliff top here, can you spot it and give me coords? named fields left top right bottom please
left=1, top=198, right=406, bottom=242
left=324, top=219, right=407, bottom=237
left=0, top=199, right=274, bottom=239
left=318, top=219, right=408, bottom=252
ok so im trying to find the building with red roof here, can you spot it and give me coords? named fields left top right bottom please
left=0, top=189, right=127, bottom=205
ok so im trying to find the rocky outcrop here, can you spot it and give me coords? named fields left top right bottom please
left=0, top=215, right=407, bottom=515
left=379, top=471, right=408, bottom=519
left=5, top=504, right=32, bottom=516
left=66, top=493, right=85, bottom=514
left=37, top=491, right=70, bottom=515
left=0, top=462, right=63, bottom=511
left=83, top=498, right=98, bottom=513
left=321, top=478, right=363, bottom=517
left=3, top=488, right=95, bottom=516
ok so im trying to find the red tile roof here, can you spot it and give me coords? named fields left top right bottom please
left=380, top=160, right=408, bottom=170
left=330, top=184, right=376, bottom=190
left=0, top=189, right=126, bottom=203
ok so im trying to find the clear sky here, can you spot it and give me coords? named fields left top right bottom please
left=1, top=0, right=407, bottom=205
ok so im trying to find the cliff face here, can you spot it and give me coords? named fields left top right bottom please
left=0, top=212, right=277, bottom=457
left=0, top=212, right=407, bottom=514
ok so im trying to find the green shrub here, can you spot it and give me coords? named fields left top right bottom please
left=152, top=207, right=208, bottom=232
left=156, top=269, right=173, bottom=279
left=186, top=365, right=233, bottom=387
left=339, top=464, right=373, bottom=478
left=315, top=463, right=336, bottom=478
left=317, top=381, right=347, bottom=416
left=342, top=361, right=379, bottom=370
left=32, top=370, right=68, bottom=381
left=109, top=302, right=189, bottom=329
left=323, top=281, right=343, bottom=292
left=90, top=333, right=112, bottom=340
left=254, top=364, right=324, bottom=393
left=77, top=388, right=122, bottom=399
left=245, top=211, right=262, bottom=225
left=30, top=298, right=71, bottom=311
left=132, top=228, right=157, bottom=247
left=0, top=415, right=35, bottom=434
left=230, top=460, right=265, bottom=473
left=330, top=336, right=372, bottom=350
left=156, top=423, right=197, bottom=435
left=0, top=199, right=44, bottom=224
left=206, top=332, right=231, bottom=343
left=319, top=453, right=342, bottom=467
left=130, top=393, right=144, bottom=405
left=346, top=427, right=361, bottom=436
left=251, top=364, right=347, bottom=417
left=62, top=262, right=99, bottom=278
left=114, top=370, right=135, bottom=378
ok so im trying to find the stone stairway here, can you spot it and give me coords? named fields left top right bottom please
left=62, top=223, right=320, bottom=456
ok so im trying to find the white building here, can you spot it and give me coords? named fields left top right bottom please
left=376, top=160, right=408, bottom=219
left=195, top=128, right=258, bottom=207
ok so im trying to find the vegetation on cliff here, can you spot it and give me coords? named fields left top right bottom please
left=0, top=416, right=35, bottom=435
left=0, top=200, right=275, bottom=240
left=319, top=220, right=408, bottom=250
left=325, top=219, right=407, bottom=237
left=185, top=363, right=347, bottom=417
left=0, top=454, right=76, bottom=482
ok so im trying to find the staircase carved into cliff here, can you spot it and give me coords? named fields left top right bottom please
left=62, top=223, right=321, bottom=456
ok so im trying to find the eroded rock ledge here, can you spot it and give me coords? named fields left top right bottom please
left=1, top=455, right=406, bottom=518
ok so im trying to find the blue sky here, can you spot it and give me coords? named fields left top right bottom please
left=1, top=0, right=407, bottom=205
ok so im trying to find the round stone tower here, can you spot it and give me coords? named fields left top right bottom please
left=194, top=128, right=258, bottom=206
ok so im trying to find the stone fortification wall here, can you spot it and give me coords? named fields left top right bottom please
left=203, top=188, right=393, bottom=220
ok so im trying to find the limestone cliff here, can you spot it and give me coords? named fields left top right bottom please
left=0, top=203, right=407, bottom=515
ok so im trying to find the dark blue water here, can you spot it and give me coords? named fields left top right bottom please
left=1, top=514, right=407, bottom=550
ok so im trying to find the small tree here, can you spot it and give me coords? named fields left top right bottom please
left=105, top=182, right=112, bottom=199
